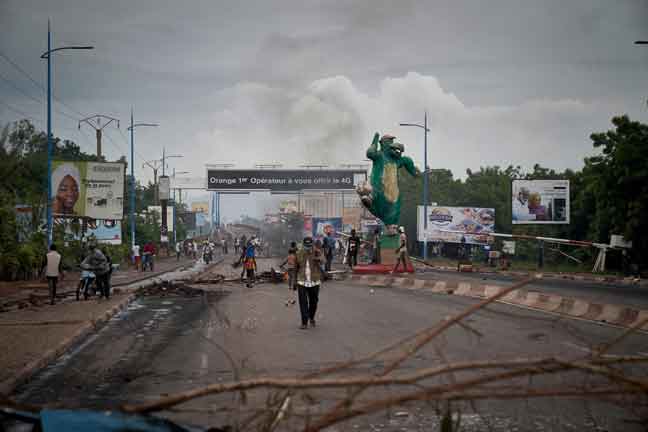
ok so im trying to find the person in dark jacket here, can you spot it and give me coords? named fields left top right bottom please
left=346, top=229, right=361, bottom=268
left=81, top=239, right=110, bottom=299
left=295, top=237, right=323, bottom=329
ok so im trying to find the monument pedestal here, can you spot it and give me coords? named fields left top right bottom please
left=353, top=233, right=414, bottom=274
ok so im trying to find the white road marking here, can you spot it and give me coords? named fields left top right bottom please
left=201, top=353, right=208, bottom=371
left=562, top=341, right=592, bottom=355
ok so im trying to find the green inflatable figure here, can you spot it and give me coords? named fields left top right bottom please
left=356, top=132, right=417, bottom=230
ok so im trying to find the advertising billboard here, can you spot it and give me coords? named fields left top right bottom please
left=312, top=217, right=343, bottom=240
left=279, top=200, right=298, bottom=214
left=417, top=206, right=495, bottom=245
left=87, top=219, right=122, bottom=244
left=512, top=180, right=569, bottom=224
left=191, top=202, right=209, bottom=213
left=177, top=211, right=197, bottom=231
left=51, top=161, right=124, bottom=219
left=158, top=176, right=170, bottom=200
left=146, top=206, right=174, bottom=231
left=55, top=218, right=122, bottom=244
left=206, top=169, right=366, bottom=192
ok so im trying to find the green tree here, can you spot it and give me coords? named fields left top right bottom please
left=586, top=115, right=648, bottom=269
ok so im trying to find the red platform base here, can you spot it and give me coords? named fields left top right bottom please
left=352, top=263, right=415, bottom=274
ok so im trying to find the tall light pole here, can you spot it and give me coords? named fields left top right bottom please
left=41, top=20, right=94, bottom=247
left=127, top=109, right=157, bottom=251
left=400, top=112, right=430, bottom=260
left=171, top=169, right=189, bottom=245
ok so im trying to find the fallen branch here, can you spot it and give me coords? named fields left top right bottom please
left=121, top=355, right=648, bottom=414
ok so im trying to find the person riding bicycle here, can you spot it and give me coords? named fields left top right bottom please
left=142, top=241, right=156, bottom=271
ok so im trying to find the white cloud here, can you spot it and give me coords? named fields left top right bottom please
left=194, top=72, right=609, bottom=177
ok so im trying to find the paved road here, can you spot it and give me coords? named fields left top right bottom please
left=416, top=267, right=648, bottom=309
left=15, top=259, right=648, bottom=431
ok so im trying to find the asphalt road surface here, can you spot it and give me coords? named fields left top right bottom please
left=15, top=259, right=648, bottom=431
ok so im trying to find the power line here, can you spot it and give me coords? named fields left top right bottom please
left=0, top=50, right=43, bottom=93
left=0, top=49, right=88, bottom=121
left=0, top=69, right=43, bottom=105
left=0, top=99, right=42, bottom=125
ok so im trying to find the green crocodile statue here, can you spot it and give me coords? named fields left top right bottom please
left=357, top=132, right=417, bottom=229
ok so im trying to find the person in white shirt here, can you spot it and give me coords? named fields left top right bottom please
left=132, top=244, right=141, bottom=270
left=391, top=226, right=410, bottom=274
left=45, top=244, right=63, bottom=305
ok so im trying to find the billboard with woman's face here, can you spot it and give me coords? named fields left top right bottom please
left=52, top=161, right=124, bottom=219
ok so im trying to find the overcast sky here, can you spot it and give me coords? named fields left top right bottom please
left=1, top=0, right=647, bottom=219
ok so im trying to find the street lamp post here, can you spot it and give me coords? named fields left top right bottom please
left=171, top=169, right=189, bottom=245
left=127, top=110, right=158, bottom=251
left=41, top=21, right=93, bottom=247
left=400, top=112, right=430, bottom=260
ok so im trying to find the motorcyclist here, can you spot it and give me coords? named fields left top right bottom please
left=142, top=241, right=156, bottom=271
left=81, top=239, right=110, bottom=299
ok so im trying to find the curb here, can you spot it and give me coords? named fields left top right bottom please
left=0, top=292, right=136, bottom=396
left=414, top=264, right=643, bottom=286
left=341, top=274, right=648, bottom=333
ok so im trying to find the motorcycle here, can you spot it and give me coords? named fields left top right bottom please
left=76, top=268, right=97, bottom=301
left=203, top=248, right=213, bottom=264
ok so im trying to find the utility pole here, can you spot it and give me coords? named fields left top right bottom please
left=78, top=115, right=119, bottom=159
left=127, top=111, right=158, bottom=250
left=400, top=112, right=430, bottom=260
left=142, top=159, right=163, bottom=204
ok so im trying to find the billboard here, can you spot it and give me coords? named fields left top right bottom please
left=87, top=219, right=122, bottom=244
left=15, top=205, right=33, bottom=242
left=55, top=218, right=122, bottom=244
left=177, top=211, right=197, bottom=231
left=279, top=200, right=298, bottom=214
left=51, top=161, right=124, bottom=219
left=146, top=206, right=174, bottom=231
left=512, top=180, right=569, bottom=224
left=191, top=201, right=209, bottom=213
left=312, top=217, right=343, bottom=240
left=158, top=176, right=170, bottom=200
left=417, top=206, right=495, bottom=245
left=206, top=169, right=366, bottom=191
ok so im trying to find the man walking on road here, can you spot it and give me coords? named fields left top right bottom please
left=346, top=229, right=361, bottom=268
left=295, top=237, right=323, bottom=329
left=45, top=244, right=63, bottom=305
left=391, top=226, right=410, bottom=274
left=323, top=232, right=335, bottom=272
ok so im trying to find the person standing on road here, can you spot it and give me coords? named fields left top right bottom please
left=323, top=232, right=335, bottom=272
left=295, top=237, right=323, bottom=329
left=175, top=241, right=182, bottom=261
left=132, top=243, right=141, bottom=271
left=391, top=226, right=410, bottom=274
left=45, top=244, right=63, bottom=305
left=280, top=242, right=298, bottom=292
left=234, top=237, right=240, bottom=255
left=243, top=241, right=257, bottom=288
left=371, top=227, right=381, bottom=264
left=81, top=240, right=110, bottom=299
left=102, top=248, right=113, bottom=299
left=346, top=229, right=361, bottom=268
